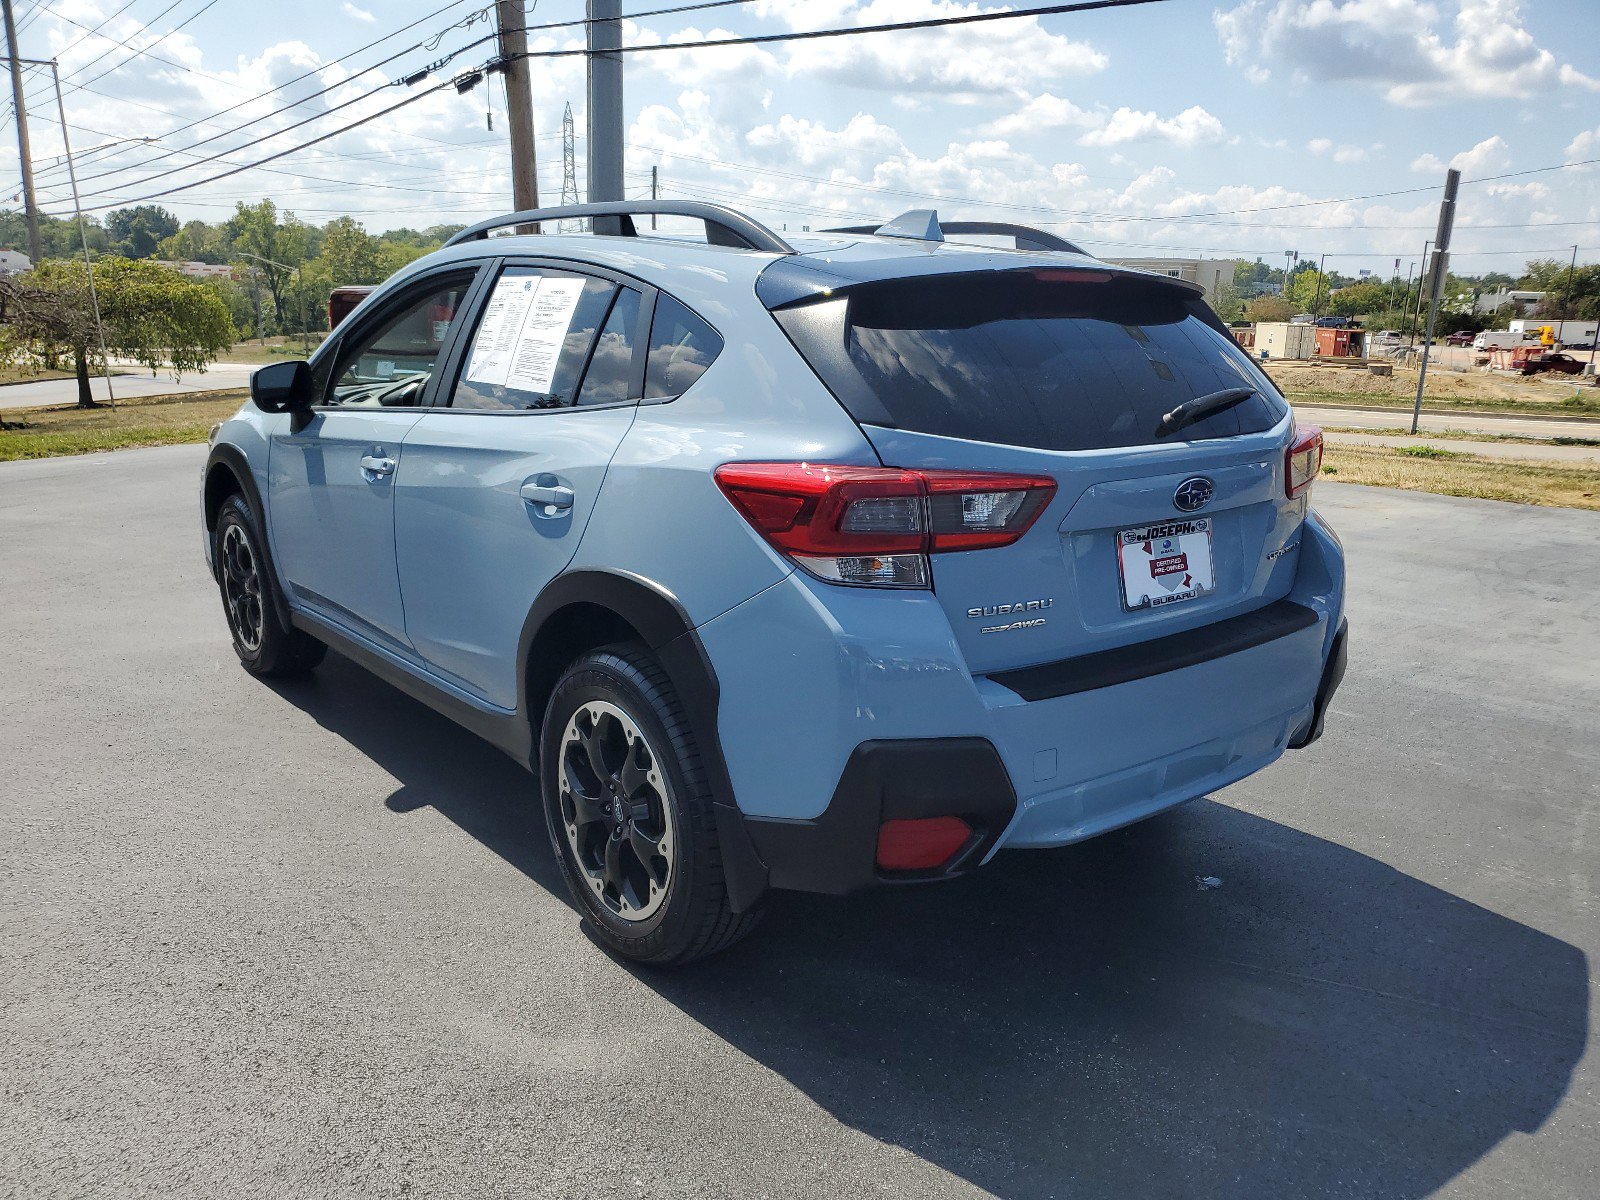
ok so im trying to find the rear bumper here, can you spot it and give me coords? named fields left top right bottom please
left=700, top=513, right=1346, bottom=898
left=742, top=739, right=1017, bottom=895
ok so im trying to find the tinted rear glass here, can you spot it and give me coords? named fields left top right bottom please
left=773, top=271, right=1287, bottom=451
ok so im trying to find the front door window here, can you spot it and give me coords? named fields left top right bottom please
left=326, top=275, right=475, bottom=409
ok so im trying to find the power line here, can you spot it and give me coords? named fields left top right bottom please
left=48, top=0, right=1144, bottom=206
left=60, top=0, right=226, bottom=98
left=629, top=142, right=1600, bottom=232
left=42, top=0, right=144, bottom=61
left=500, top=0, right=1171, bottom=64
left=54, top=76, right=460, bottom=214
left=32, top=1, right=478, bottom=186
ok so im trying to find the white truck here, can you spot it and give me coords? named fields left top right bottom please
left=1472, top=329, right=1540, bottom=351
left=1507, top=318, right=1598, bottom=350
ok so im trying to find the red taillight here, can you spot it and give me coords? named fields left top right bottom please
left=1286, top=424, right=1323, bottom=499
left=876, top=816, right=973, bottom=872
left=713, top=463, right=1056, bottom=589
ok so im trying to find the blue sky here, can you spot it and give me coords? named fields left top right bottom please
left=5, top=0, right=1598, bottom=275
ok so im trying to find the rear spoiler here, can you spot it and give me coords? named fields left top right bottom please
left=756, top=256, right=1206, bottom=311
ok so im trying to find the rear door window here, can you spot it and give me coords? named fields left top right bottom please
left=575, top=287, right=643, bottom=407
left=451, top=266, right=618, bottom=410
left=643, top=294, right=723, bottom=399
left=772, top=270, right=1287, bottom=451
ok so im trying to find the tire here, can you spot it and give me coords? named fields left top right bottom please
left=540, top=642, right=762, bottom=966
left=214, top=494, right=326, bottom=678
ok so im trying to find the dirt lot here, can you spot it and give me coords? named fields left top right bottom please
left=1264, top=360, right=1597, bottom=412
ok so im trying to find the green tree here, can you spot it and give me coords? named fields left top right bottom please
left=1328, top=280, right=1391, bottom=318
left=1211, top=279, right=1244, bottom=322
left=1286, top=267, right=1327, bottom=313
left=157, top=219, right=231, bottom=264
left=105, top=205, right=179, bottom=259
left=1535, top=263, right=1600, bottom=322
left=226, top=200, right=311, bottom=331
left=317, top=216, right=382, bottom=285
left=0, top=208, right=110, bottom=261
left=1234, top=259, right=1272, bottom=289
left=1245, top=295, right=1293, bottom=323
left=0, top=257, right=233, bottom=407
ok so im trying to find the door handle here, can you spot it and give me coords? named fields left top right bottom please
left=360, top=454, right=397, bottom=477
left=520, top=481, right=575, bottom=509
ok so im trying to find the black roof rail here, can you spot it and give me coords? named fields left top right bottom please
left=442, top=201, right=796, bottom=255
left=825, top=218, right=1089, bottom=257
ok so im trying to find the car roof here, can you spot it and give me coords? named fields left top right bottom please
left=395, top=228, right=1197, bottom=320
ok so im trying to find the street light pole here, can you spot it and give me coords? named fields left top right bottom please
left=236, top=251, right=309, bottom=351
left=1558, top=244, right=1577, bottom=347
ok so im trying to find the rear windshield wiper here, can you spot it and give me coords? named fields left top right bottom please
left=1154, top=387, right=1257, bottom=439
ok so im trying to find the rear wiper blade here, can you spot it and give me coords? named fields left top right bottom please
left=1154, top=387, right=1256, bottom=439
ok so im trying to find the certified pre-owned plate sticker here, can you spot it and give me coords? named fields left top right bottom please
left=1117, top=518, right=1216, bottom=610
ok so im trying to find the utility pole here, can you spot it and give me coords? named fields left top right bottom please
left=495, top=1, right=538, bottom=219
left=2, top=0, right=41, bottom=265
left=1558, top=244, right=1577, bottom=346
left=1411, top=168, right=1460, bottom=434
left=1311, top=252, right=1329, bottom=320
left=586, top=0, right=623, bottom=233
left=650, top=164, right=657, bottom=229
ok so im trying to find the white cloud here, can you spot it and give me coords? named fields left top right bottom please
left=1409, top=135, right=1510, bottom=176
left=1214, top=0, right=1599, bottom=106
left=1307, top=138, right=1369, bottom=163
left=1078, top=105, right=1227, bottom=149
left=745, top=113, right=905, bottom=171
left=1565, top=127, right=1600, bottom=163
left=984, top=94, right=1099, bottom=137
left=340, top=3, right=375, bottom=22
left=773, top=1, right=1108, bottom=101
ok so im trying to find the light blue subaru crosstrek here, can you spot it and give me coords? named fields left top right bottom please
left=202, top=201, right=1347, bottom=966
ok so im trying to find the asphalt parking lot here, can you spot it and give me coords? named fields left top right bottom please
left=2, top=444, right=1595, bottom=1199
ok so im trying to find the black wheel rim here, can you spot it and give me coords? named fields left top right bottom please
left=558, top=700, right=676, bottom=922
left=220, top=523, right=264, bottom=653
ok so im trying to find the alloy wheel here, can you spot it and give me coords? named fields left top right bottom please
left=220, top=523, right=264, bottom=653
left=558, top=700, right=677, bottom=922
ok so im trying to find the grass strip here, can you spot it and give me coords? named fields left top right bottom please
left=1322, top=443, right=1600, bottom=510
left=0, top=389, right=248, bottom=462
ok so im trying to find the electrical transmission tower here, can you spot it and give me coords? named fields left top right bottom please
left=559, top=102, right=581, bottom=231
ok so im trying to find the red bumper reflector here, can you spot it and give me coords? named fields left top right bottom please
left=875, top=816, right=973, bottom=872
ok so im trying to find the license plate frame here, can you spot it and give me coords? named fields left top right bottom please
left=1116, top=518, right=1215, bottom=611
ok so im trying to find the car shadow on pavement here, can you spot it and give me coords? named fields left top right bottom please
left=274, top=654, right=1588, bottom=1200
left=268, top=654, right=566, bottom=896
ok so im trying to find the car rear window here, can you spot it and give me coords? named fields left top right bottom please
left=770, top=270, right=1287, bottom=451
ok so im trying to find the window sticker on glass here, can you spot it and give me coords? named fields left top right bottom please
left=465, top=273, right=588, bottom=395
left=507, top=277, right=587, bottom=395
left=465, top=275, right=538, bottom=385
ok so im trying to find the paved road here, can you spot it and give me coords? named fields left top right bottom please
left=1295, top=401, right=1600, bottom=441
left=1321, top=429, right=1600, bottom=464
left=0, top=363, right=256, bottom=410
left=2, top=446, right=1595, bottom=1199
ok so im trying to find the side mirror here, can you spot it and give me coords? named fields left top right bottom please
left=251, top=360, right=313, bottom=414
